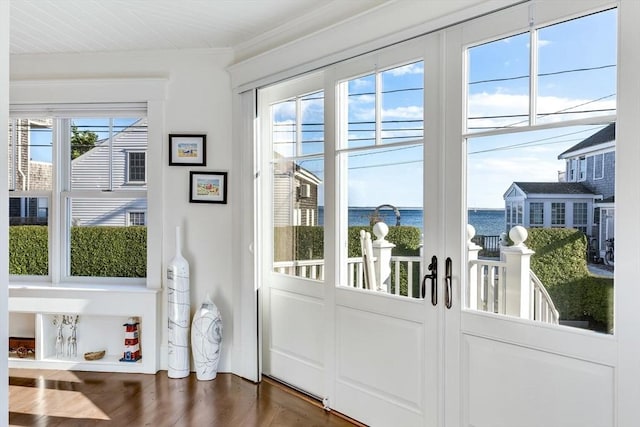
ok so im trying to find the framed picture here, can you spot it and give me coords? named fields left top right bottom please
left=189, top=171, right=228, bottom=204
left=169, top=134, right=206, bottom=166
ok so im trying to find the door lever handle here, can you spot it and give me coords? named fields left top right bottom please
left=445, top=257, right=453, bottom=309
left=421, top=255, right=438, bottom=305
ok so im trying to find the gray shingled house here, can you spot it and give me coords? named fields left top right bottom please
left=504, top=123, right=615, bottom=257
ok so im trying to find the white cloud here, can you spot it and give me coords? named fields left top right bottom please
left=386, top=62, right=424, bottom=76
left=382, top=105, right=423, bottom=120
left=351, top=77, right=374, bottom=89
left=468, top=92, right=616, bottom=130
left=538, top=39, right=552, bottom=48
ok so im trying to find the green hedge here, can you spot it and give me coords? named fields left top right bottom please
left=9, top=226, right=48, bottom=275
left=525, top=228, right=613, bottom=332
left=274, top=225, right=422, bottom=296
left=9, top=225, right=147, bottom=277
left=274, top=225, right=421, bottom=261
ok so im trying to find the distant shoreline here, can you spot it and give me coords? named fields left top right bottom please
left=324, top=206, right=504, bottom=211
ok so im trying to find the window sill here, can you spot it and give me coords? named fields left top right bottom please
left=9, top=284, right=161, bottom=316
left=9, top=282, right=156, bottom=293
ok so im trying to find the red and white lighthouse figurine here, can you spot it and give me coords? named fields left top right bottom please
left=120, top=318, right=142, bottom=362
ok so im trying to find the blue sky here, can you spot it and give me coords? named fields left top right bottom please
left=28, top=118, right=139, bottom=163
left=466, top=7, right=616, bottom=207
left=272, top=7, right=617, bottom=209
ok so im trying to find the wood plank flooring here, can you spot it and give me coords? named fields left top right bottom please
left=9, top=369, right=361, bottom=427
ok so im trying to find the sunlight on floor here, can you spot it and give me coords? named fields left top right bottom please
left=9, top=385, right=110, bottom=420
left=9, top=369, right=82, bottom=383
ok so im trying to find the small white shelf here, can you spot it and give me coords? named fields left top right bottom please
left=8, top=286, right=160, bottom=373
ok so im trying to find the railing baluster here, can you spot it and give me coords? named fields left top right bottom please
left=407, top=261, right=413, bottom=298
left=477, top=265, right=485, bottom=310
left=487, top=267, right=498, bottom=313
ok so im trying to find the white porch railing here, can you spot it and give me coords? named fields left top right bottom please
left=274, top=255, right=422, bottom=298
left=529, top=271, right=560, bottom=324
left=467, top=225, right=559, bottom=325
left=468, top=259, right=559, bottom=324
left=273, top=259, right=325, bottom=280
left=274, top=222, right=560, bottom=325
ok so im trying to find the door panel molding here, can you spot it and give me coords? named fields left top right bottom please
left=462, top=334, right=614, bottom=427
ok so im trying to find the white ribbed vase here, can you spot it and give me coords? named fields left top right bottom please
left=167, top=226, right=190, bottom=378
left=191, top=294, right=223, bottom=380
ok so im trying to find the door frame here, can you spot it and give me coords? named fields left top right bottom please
left=232, top=0, right=640, bottom=425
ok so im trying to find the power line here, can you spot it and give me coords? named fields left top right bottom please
left=469, top=64, right=615, bottom=86
left=468, top=126, right=606, bottom=155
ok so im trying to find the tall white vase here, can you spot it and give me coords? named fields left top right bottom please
left=191, top=294, right=223, bottom=380
left=167, top=226, right=190, bottom=378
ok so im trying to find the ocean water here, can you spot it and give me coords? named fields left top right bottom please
left=318, top=207, right=505, bottom=236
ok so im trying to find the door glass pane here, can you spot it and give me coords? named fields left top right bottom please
left=301, top=91, right=325, bottom=156
left=466, top=124, right=614, bottom=334
left=346, top=61, right=424, bottom=148
left=381, top=62, right=424, bottom=144
left=467, top=32, right=530, bottom=132
left=536, top=8, right=617, bottom=123
left=340, top=62, right=424, bottom=297
left=342, top=145, right=423, bottom=297
left=271, top=91, right=325, bottom=281
left=347, top=73, right=376, bottom=149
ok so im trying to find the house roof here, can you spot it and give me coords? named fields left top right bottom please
left=557, top=123, right=615, bottom=159
left=513, top=182, right=597, bottom=195
left=598, top=196, right=615, bottom=204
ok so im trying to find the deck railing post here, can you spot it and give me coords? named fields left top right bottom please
left=372, top=222, right=395, bottom=293
left=501, top=226, right=534, bottom=318
left=467, top=224, right=482, bottom=310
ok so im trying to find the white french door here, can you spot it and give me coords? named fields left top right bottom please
left=258, top=1, right=640, bottom=426
left=260, top=36, right=443, bottom=426
left=444, top=1, right=625, bottom=426
left=259, top=72, right=329, bottom=398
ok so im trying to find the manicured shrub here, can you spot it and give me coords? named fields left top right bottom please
left=9, top=225, right=147, bottom=277
left=71, top=226, right=147, bottom=277
left=525, top=228, right=613, bottom=331
left=274, top=225, right=422, bottom=296
left=9, top=226, right=48, bottom=275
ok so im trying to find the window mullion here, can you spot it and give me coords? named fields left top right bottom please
left=109, top=118, right=114, bottom=191
left=295, top=97, right=302, bottom=156
left=52, top=118, right=70, bottom=284
left=10, top=118, right=17, bottom=191
left=375, top=71, right=382, bottom=146
left=529, top=11, right=538, bottom=127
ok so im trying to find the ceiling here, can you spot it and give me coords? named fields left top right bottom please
left=9, top=0, right=387, bottom=57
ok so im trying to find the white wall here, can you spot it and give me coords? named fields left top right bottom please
left=10, top=48, right=236, bottom=373
left=1, top=1, right=9, bottom=422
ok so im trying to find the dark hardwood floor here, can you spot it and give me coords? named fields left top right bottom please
left=9, top=368, right=362, bottom=427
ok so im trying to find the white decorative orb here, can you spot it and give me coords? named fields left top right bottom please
left=373, top=221, right=389, bottom=240
left=467, top=224, right=476, bottom=241
left=509, top=225, right=528, bottom=246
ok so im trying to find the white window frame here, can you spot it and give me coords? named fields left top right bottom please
left=593, top=152, right=605, bottom=179
left=569, top=158, right=577, bottom=181
left=9, top=78, right=164, bottom=289
left=551, top=202, right=566, bottom=227
left=126, top=151, right=147, bottom=184
left=127, top=210, right=146, bottom=226
left=578, top=156, right=587, bottom=181
left=529, top=202, right=544, bottom=227
left=573, top=202, right=588, bottom=232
